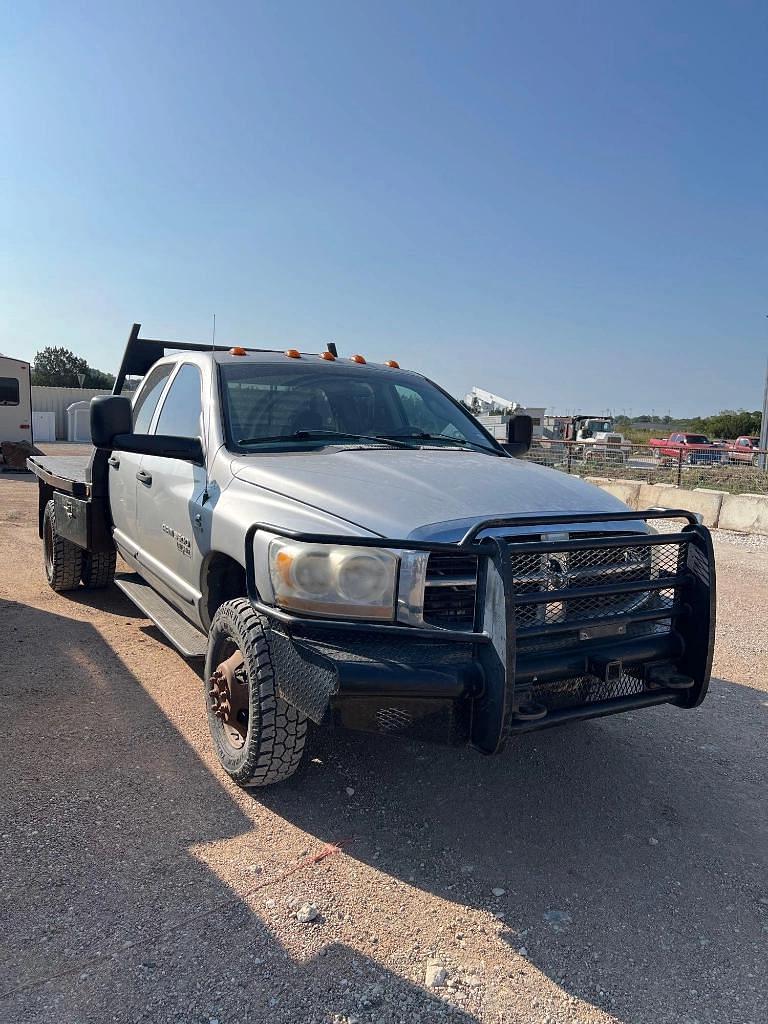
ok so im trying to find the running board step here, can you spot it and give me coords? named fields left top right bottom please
left=115, top=574, right=208, bottom=659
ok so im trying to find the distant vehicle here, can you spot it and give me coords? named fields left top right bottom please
left=0, top=354, right=33, bottom=446
left=563, top=415, right=627, bottom=464
left=725, top=436, right=761, bottom=466
left=649, top=433, right=723, bottom=466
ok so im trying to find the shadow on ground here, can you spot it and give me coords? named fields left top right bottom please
left=0, top=597, right=482, bottom=1024
left=260, top=675, right=767, bottom=1023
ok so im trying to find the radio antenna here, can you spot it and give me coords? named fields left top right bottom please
left=202, top=313, right=216, bottom=504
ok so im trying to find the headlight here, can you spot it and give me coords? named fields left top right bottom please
left=268, top=540, right=398, bottom=620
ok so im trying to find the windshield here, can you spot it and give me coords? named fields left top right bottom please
left=585, top=420, right=613, bottom=432
left=220, top=363, right=498, bottom=453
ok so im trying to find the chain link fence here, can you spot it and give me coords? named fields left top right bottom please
left=523, top=439, right=768, bottom=495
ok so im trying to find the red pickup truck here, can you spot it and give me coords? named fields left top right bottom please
left=649, top=433, right=723, bottom=465
left=725, top=436, right=761, bottom=465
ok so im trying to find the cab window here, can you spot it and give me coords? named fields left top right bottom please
left=154, top=364, right=203, bottom=438
left=132, top=365, right=173, bottom=434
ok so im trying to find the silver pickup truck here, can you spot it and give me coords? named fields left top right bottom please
left=28, top=324, right=716, bottom=787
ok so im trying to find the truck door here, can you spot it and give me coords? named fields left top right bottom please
left=110, top=364, right=174, bottom=563
left=134, top=362, right=209, bottom=619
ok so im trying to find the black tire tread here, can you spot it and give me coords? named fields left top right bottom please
left=43, top=500, right=83, bottom=592
left=205, top=598, right=307, bottom=788
left=81, top=549, right=117, bottom=589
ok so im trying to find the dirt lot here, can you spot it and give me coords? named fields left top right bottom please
left=1, top=474, right=766, bottom=1024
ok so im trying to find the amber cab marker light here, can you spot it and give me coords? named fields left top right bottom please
left=351, top=354, right=366, bottom=364
left=285, top=348, right=301, bottom=359
left=320, top=350, right=336, bottom=361
left=229, top=346, right=247, bottom=356
left=385, top=359, right=400, bottom=368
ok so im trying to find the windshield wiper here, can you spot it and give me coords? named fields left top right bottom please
left=379, top=431, right=501, bottom=455
left=237, top=429, right=416, bottom=449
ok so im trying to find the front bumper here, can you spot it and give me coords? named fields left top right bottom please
left=244, top=510, right=716, bottom=753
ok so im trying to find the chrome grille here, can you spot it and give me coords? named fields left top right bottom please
left=511, top=535, right=677, bottom=630
left=422, top=532, right=684, bottom=634
left=422, top=552, right=478, bottom=628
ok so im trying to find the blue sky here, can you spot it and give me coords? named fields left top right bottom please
left=1, top=1, right=766, bottom=416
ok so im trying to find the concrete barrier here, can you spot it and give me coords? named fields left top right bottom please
left=584, top=477, right=641, bottom=508
left=650, top=485, right=727, bottom=528
left=637, top=482, right=665, bottom=511
left=718, top=493, right=768, bottom=536
left=583, top=475, right=768, bottom=536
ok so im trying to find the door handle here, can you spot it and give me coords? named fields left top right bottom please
left=136, top=469, right=153, bottom=486
left=108, top=455, right=120, bottom=469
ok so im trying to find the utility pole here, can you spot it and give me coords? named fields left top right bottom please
left=759, top=351, right=768, bottom=471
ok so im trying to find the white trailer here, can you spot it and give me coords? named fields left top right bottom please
left=0, top=354, right=33, bottom=445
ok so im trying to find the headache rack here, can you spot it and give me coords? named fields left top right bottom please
left=112, top=323, right=282, bottom=394
left=244, top=509, right=716, bottom=754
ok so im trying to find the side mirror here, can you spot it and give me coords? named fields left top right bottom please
left=501, top=414, right=533, bottom=457
left=90, top=394, right=205, bottom=465
left=111, top=433, right=205, bottom=464
left=91, top=395, right=132, bottom=447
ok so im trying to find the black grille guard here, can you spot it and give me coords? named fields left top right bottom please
left=244, top=509, right=716, bottom=752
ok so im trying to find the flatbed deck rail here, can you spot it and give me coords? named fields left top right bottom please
left=26, top=455, right=93, bottom=498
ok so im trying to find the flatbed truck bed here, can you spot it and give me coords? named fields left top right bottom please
left=26, top=454, right=95, bottom=498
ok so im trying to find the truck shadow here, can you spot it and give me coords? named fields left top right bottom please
left=259, top=680, right=767, bottom=1024
left=0, top=597, right=481, bottom=1024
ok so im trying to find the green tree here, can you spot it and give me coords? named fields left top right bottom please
left=32, top=347, right=88, bottom=387
left=84, top=367, right=115, bottom=389
left=31, top=347, right=114, bottom=389
left=700, top=409, right=761, bottom=439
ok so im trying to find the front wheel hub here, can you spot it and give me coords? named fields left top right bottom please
left=208, top=649, right=247, bottom=747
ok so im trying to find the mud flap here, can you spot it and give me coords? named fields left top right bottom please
left=267, top=629, right=339, bottom=724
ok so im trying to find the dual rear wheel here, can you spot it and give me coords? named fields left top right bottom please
left=42, top=499, right=117, bottom=592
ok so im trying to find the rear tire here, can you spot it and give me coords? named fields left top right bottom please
left=204, top=598, right=308, bottom=788
left=81, top=549, right=117, bottom=589
left=43, top=499, right=83, bottom=592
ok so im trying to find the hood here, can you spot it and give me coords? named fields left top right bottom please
left=230, top=448, right=634, bottom=540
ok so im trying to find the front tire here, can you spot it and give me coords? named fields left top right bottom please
left=204, top=598, right=307, bottom=787
left=43, top=499, right=83, bottom=592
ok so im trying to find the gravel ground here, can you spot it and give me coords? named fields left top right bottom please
left=0, top=476, right=766, bottom=1024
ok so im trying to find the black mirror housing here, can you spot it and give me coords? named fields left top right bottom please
left=91, top=395, right=132, bottom=447
left=110, top=433, right=205, bottom=465
left=91, top=395, right=204, bottom=465
left=501, top=414, right=533, bottom=457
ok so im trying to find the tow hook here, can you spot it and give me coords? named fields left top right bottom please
left=645, top=662, right=695, bottom=690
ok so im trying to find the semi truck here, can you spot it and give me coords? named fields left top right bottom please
left=562, top=415, right=628, bottom=464
left=26, top=325, right=716, bottom=788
